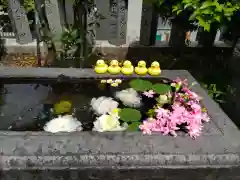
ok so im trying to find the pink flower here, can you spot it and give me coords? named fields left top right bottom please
left=183, top=88, right=201, bottom=101
left=143, top=90, right=155, bottom=98
left=201, top=112, right=210, bottom=122
left=139, top=119, right=155, bottom=134
left=174, top=78, right=188, bottom=86
left=186, top=122, right=203, bottom=139
left=138, top=79, right=210, bottom=139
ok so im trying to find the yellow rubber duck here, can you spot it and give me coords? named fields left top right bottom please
left=121, top=60, right=134, bottom=75
left=148, top=61, right=161, bottom=76
left=135, top=60, right=148, bottom=75
left=94, top=60, right=108, bottom=74
left=108, top=60, right=121, bottom=74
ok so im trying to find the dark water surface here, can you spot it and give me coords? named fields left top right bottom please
left=0, top=78, right=171, bottom=131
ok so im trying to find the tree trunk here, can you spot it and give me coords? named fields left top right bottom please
left=197, top=26, right=217, bottom=47
left=169, top=19, right=186, bottom=47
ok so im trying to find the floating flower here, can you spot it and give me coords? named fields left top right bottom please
left=43, top=115, right=83, bottom=133
left=174, top=77, right=188, bottom=86
left=106, top=79, right=113, bottom=84
left=91, top=96, right=119, bottom=115
left=115, top=79, right=122, bottom=84
left=139, top=80, right=210, bottom=139
left=93, top=112, right=127, bottom=132
left=111, top=82, right=119, bottom=87
left=115, top=88, right=141, bottom=107
left=100, top=79, right=107, bottom=83
left=157, top=94, right=169, bottom=104
left=143, top=90, right=155, bottom=98
left=139, top=118, right=155, bottom=134
left=171, top=78, right=188, bottom=91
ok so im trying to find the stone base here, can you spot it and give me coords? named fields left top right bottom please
left=1, top=168, right=240, bottom=180
left=0, top=69, right=239, bottom=179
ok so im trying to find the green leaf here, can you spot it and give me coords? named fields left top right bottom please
left=119, top=108, right=142, bottom=122
left=172, top=5, right=179, bottom=12
left=216, top=99, right=226, bottom=103
left=184, top=3, right=192, bottom=9
left=129, top=79, right=152, bottom=92
left=71, top=29, right=78, bottom=38
left=127, top=122, right=141, bottom=131
left=200, top=1, right=216, bottom=9
left=201, top=8, right=213, bottom=14
left=177, top=10, right=182, bottom=15
left=189, top=12, right=197, bottom=21
left=212, top=84, right=216, bottom=91
left=214, top=15, right=221, bottom=22
left=198, top=17, right=210, bottom=32
left=152, top=83, right=171, bottom=94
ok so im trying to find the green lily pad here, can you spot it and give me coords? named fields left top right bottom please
left=119, top=108, right=142, bottom=122
left=127, top=122, right=141, bottom=131
left=129, top=79, right=152, bottom=92
left=152, top=83, right=171, bottom=94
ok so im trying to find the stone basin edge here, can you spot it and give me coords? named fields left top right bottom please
left=0, top=69, right=239, bottom=169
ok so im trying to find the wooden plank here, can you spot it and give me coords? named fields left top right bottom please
left=7, top=0, right=32, bottom=44
left=108, top=0, right=127, bottom=46
left=126, top=0, right=143, bottom=44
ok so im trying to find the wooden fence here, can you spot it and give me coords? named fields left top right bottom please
left=0, top=0, right=227, bottom=47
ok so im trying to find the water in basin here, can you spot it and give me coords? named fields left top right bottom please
left=0, top=78, right=172, bottom=131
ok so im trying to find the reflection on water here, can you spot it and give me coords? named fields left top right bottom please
left=0, top=84, right=49, bottom=130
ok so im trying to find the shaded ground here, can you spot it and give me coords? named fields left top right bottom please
left=0, top=53, right=44, bottom=67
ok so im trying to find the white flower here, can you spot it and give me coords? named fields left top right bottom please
left=43, top=115, right=83, bottom=133
left=93, top=113, right=128, bottom=132
left=157, top=94, right=169, bottom=104
left=90, top=96, right=119, bottom=115
left=115, top=88, right=141, bottom=108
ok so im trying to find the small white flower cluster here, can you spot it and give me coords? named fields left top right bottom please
left=90, top=96, right=127, bottom=132
left=44, top=88, right=142, bottom=133
left=90, top=96, right=119, bottom=115
left=90, top=88, right=141, bottom=132
left=115, top=88, right=141, bottom=108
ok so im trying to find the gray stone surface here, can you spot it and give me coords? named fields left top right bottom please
left=0, top=69, right=239, bottom=179
left=7, top=0, right=32, bottom=44
left=108, top=0, right=127, bottom=46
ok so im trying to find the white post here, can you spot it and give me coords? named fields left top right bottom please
left=126, top=0, right=143, bottom=44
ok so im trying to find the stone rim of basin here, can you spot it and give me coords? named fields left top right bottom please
left=0, top=69, right=239, bottom=168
